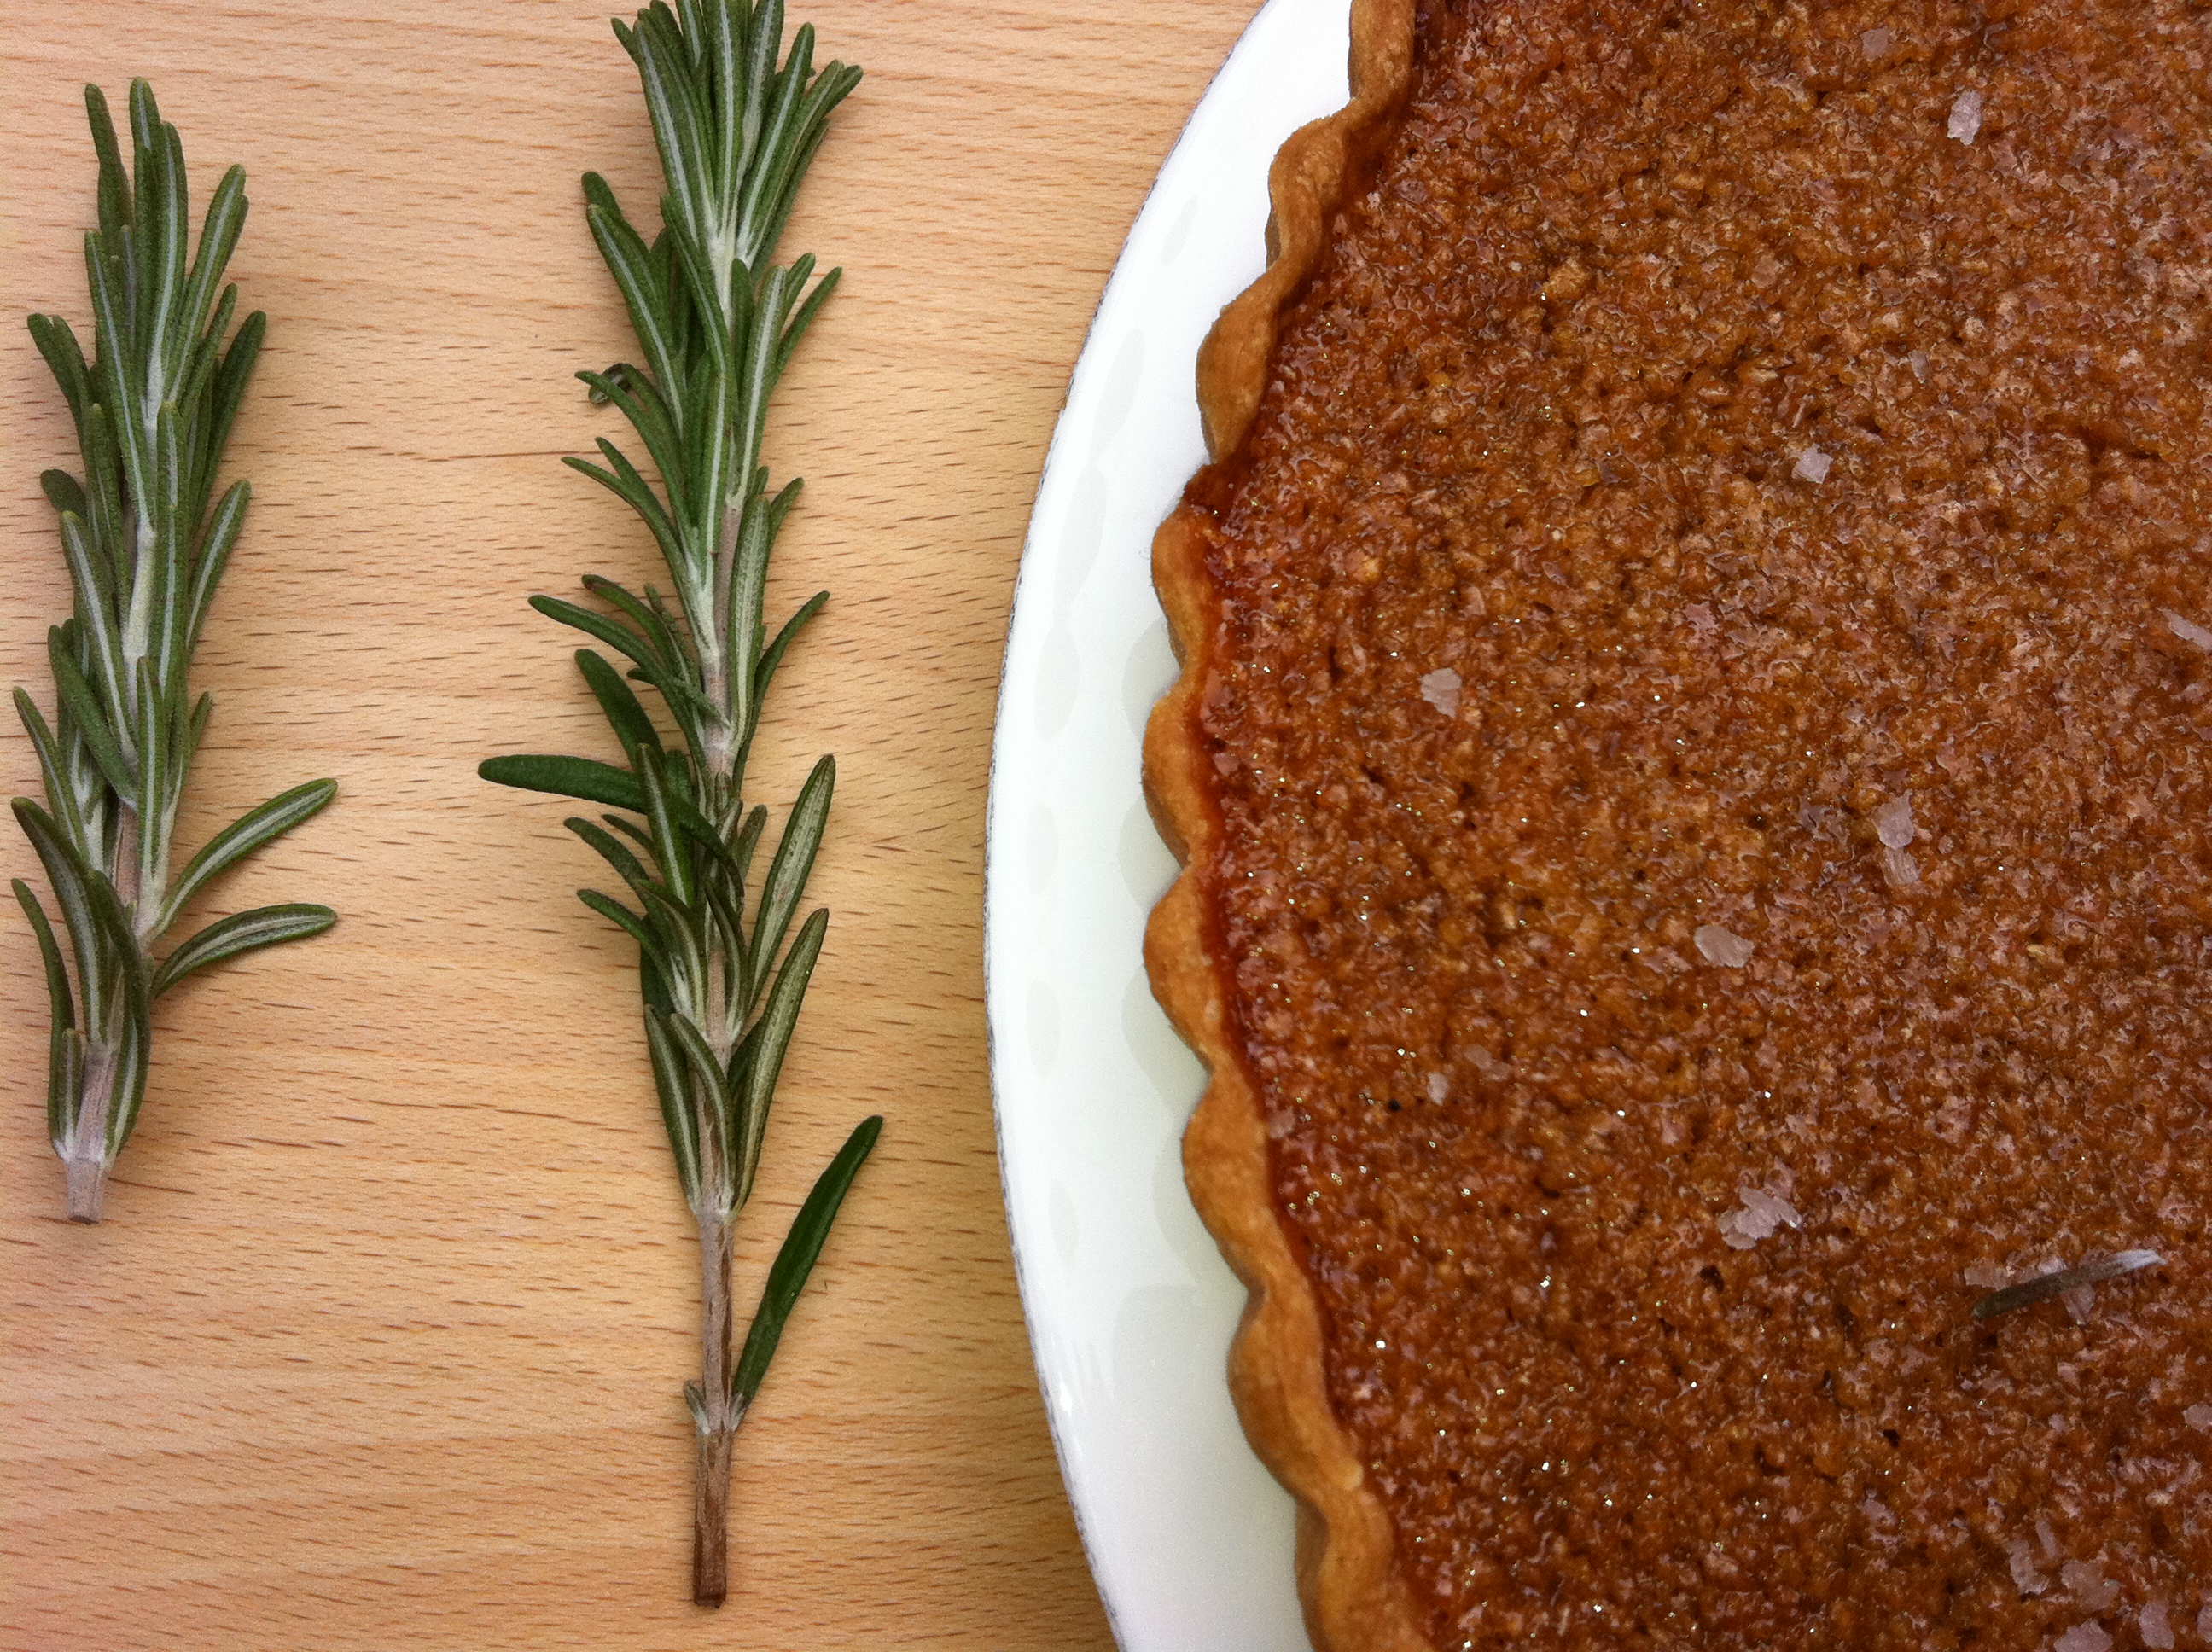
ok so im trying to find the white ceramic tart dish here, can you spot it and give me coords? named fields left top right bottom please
left=984, top=2, right=1372, bottom=1647
left=1140, top=3, right=1423, bottom=1648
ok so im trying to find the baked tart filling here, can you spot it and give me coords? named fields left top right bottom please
left=1147, top=0, right=2212, bottom=1645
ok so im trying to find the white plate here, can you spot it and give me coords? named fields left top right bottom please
left=984, top=4, right=1353, bottom=1648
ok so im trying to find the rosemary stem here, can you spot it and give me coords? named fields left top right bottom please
left=694, top=1204, right=738, bottom=1605
left=706, top=939, right=737, bottom=1062
left=699, top=1207, right=736, bottom=1405
left=62, top=1156, right=106, bottom=1224
left=701, top=724, right=734, bottom=793
left=63, top=1047, right=119, bottom=1224
left=112, top=800, right=143, bottom=914
left=693, top=1421, right=736, bottom=1607
left=56, top=802, right=150, bottom=1224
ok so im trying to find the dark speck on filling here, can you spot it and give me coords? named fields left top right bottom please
left=1190, top=0, right=2212, bottom=1643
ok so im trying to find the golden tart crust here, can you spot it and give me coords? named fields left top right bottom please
left=1143, top=3, right=1424, bottom=1648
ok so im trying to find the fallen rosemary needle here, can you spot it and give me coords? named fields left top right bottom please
left=1972, top=1250, right=2164, bottom=1320
left=478, top=2, right=878, bottom=1607
left=14, top=83, right=338, bottom=1224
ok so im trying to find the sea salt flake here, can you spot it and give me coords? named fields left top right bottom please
left=1794, top=446, right=1833, bottom=483
left=2062, top=1283, right=2095, bottom=1324
left=1874, top=794, right=1916, bottom=848
left=2185, top=1403, right=2212, bottom=1430
left=1695, top=924, right=1755, bottom=967
left=1426, top=1071, right=1450, bottom=1104
left=2008, top=1540, right=2046, bottom=1595
left=1719, top=1185, right=1802, bottom=1249
left=1950, top=89, right=1984, bottom=143
left=1860, top=26, right=1891, bottom=57
left=1684, top=602, right=1717, bottom=639
left=2162, top=609, right=2212, bottom=651
left=1909, top=348, right=1930, bottom=381
left=2141, top=1599, right=2175, bottom=1650
left=2063, top=1561, right=2119, bottom=1611
left=1883, top=846, right=1922, bottom=887
left=1743, top=1188, right=1802, bottom=1227
left=1420, top=666, right=1464, bottom=717
left=2197, top=1603, right=2212, bottom=1639
left=2056, top=1623, right=2111, bottom=1652
left=2037, top=1515, right=2060, bottom=1558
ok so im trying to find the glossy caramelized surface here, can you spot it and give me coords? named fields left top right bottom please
left=1187, top=0, right=2212, bottom=1643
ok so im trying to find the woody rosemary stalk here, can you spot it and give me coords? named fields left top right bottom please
left=15, top=83, right=338, bottom=1224
left=479, top=2, right=878, bottom=1607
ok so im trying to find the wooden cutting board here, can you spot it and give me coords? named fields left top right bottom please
left=0, top=3, right=1260, bottom=1644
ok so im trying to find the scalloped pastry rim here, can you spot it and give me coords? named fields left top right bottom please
left=1138, top=3, right=1433, bottom=1648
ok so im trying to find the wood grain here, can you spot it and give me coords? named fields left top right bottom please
left=0, top=3, right=1257, bottom=1644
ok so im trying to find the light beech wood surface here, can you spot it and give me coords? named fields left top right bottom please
left=1, top=3, right=1257, bottom=1644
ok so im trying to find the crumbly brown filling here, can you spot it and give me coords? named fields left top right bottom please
left=1193, top=0, right=2212, bottom=1644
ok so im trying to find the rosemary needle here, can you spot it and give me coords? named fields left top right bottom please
left=478, top=2, right=878, bottom=1608
left=1971, top=1250, right=2164, bottom=1321
left=14, top=82, right=338, bottom=1223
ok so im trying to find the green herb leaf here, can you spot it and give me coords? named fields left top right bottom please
left=160, top=777, right=336, bottom=929
left=13, top=797, right=114, bottom=1034
left=480, top=753, right=647, bottom=812
left=565, top=815, right=659, bottom=905
left=576, top=649, right=665, bottom=761
left=645, top=1009, right=704, bottom=1206
left=747, top=754, right=832, bottom=1007
left=528, top=591, right=667, bottom=678
left=736, top=905, right=827, bottom=1203
left=756, top=589, right=825, bottom=700
left=151, top=902, right=337, bottom=997
left=14, top=689, right=92, bottom=851
left=48, top=628, right=136, bottom=799
left=41, top=469, right=89, bottom=520
left=579, top=886, right=660, bottom=955
left=732, top=1114, right=881, bottom=1407
left=13, top=878, right=79, bottom=1148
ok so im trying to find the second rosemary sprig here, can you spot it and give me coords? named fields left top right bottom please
left=479, top=0, right=877, bottom=1608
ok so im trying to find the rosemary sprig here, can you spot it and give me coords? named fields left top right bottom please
left=478, top=2, right=877, bottom=1606
left=15, top=83, right=338, bottom=1224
